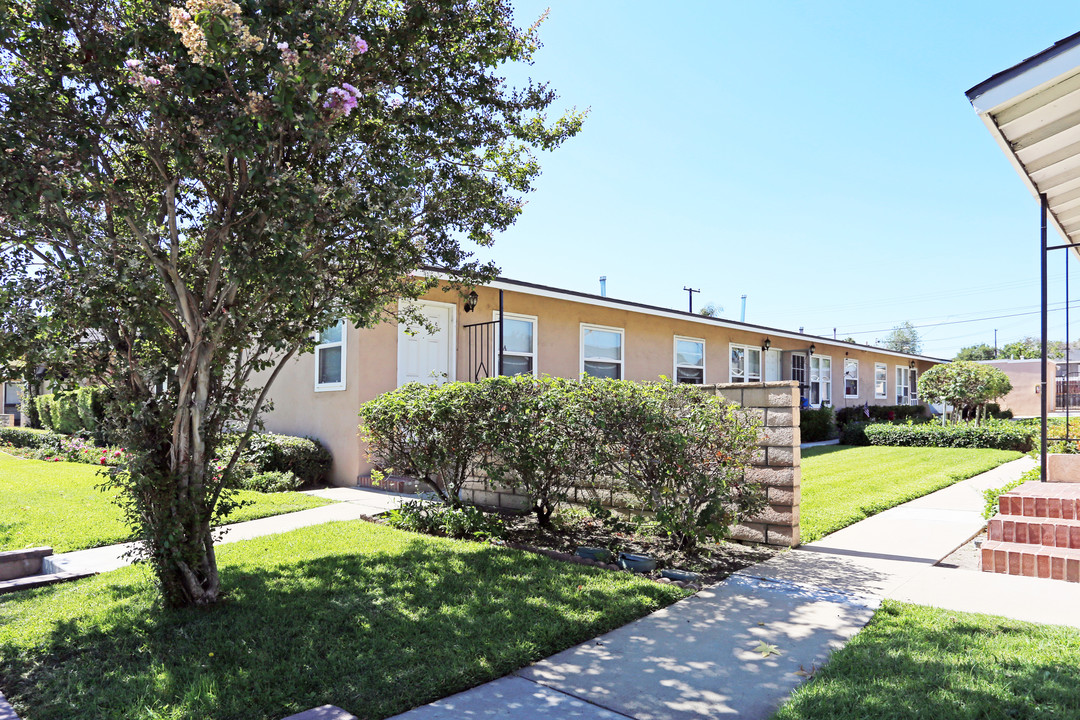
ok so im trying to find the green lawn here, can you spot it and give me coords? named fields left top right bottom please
left=799, top=445, right=1021, bottom=543
left=0, top=452, right=332, bottom=553
left=0, top=520, right=688, bottom=720
left=773, top=601, right=1080, bottom=720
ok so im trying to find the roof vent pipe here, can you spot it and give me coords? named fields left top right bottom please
left=599, top=276, right=607, bottom=297
left=740, top=294, right=747, bottom=323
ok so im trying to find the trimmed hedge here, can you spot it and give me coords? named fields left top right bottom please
left=32, top=387, right=109, bottom=437
left=800, top=406, right=837, bottom=443
left=863, top=421, right=1033, bottom=452
left=219, top=433, right=332, bottom=486
left=0, top=426, right=61, bottom=449
left=243, top=470, right=304, bottom=493
left=839, top=421, right=872, bottom=446
left=835, top=404, right=927, bottom=428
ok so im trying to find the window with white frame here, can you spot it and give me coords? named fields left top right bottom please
left=495, top=312, right=537, bottom=377
left=674, top=337, right=705, bottom=384
left=809, top=355, right=832, bottom=406
left=896, top=366, right=910, bottom=405
left=315, top=319, right=346, bottom=391
left=875, top=362, right=887, bottom=399
left=911, top=368, right=919, bottom=403
left=792, top=354, right=807, bottom=396
left=844, top=358, right=859, bottom=398
left=729, top=344, right=762, bottom=383
left=581, top=324, right=623, bottom=379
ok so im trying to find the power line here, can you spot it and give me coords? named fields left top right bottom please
left=840, top=302, right=1080, bottom=337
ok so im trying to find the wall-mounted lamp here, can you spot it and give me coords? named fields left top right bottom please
left=463, top=290, right=479, bottom=313
left=909, top=360, right=916, bottom=369
left=762, top=338, right=771, bottom=352
left=809, top=343, right=816, bottom=356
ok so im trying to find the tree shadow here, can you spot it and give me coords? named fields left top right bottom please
left=0, top=531, right=680, bottom=720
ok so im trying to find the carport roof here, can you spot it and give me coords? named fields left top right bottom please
left=967, top=31, right=1080, bottom=250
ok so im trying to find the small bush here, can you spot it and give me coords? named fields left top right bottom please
left=385, top=498, right=505, bottom=541
left=800, top=406, right=836, bottom=442
left=0, top=426, right=58, bottom=449
left=34, top=395, right=53, bottom=431
left=840, top=421, right=872, bottom=446
left=218, top=433, right=332, bottom=486
left=835, top=404, right=926, bottom=428
left=982, top=468, right=1037, bottom=520
left=20, top=390, right=40, bottom=429
left=863, top=421, right=1033, bottom=452
left=985, top=403, right=1013, bottom=420
left=49, top=391, right=82, bottom=435
left=243, top=470, right=303, bottom=493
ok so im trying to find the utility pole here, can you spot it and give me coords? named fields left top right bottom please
left=683, top=286, right=700, bottom=313
left=994, top=329, right=998, bottom=358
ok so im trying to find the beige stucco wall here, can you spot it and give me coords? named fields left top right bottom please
left=259, top=284, right=942, bottom=486
left=981, top=359, right=1055, bottom=417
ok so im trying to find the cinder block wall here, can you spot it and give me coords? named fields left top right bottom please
left=460, top=380, right=802, bottom=548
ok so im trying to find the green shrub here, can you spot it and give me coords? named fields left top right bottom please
left=243, top=470, right=304, bottom=493
left=985, top=403, right=1013, bottom=420
left=76, top=386, right=108, bottom=437
left=49, top=391, right=82, bottom=435
left=34, top=395, right=53, bottom=431
left=360, top=382, right=488, bottom=505
left=218, top=433, right=332, bottom=486
left=385, top=498, right=505, bottom=541
left=835, top=404, right=927, bottom=427
left=840, top=421, right=872, bottom=446
left=863, top=421, right=1033, bottom=452
left=800, top=406, right=836, bottom=442
left=587, top=379, right=765, bottom=553
left=0, top=426, right=60, bottom=449
left=982, top=468, right=1036, bottom=520
left=20, top=390, right=40, bottom=429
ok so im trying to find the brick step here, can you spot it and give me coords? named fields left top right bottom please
left=0, top=570, right=95, bottom=595
left=998, top=481, right=1080, bottom=520
left=981, top=540, right=1080, bottom=582
left=988, top=516, right=1080, bottom=548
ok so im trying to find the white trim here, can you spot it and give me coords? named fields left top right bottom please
left=874, top=362, right=888, bottom=399
left=970, top=45, right=1080, bottom=115
left=479, top=278, right=944, bottom=363
left=580, top=323, right=624, bottom=379
left=911, top=368, right=919, bottom=403
left=728, top=343, right=762, bottom=384
left=895, top=365, right=911, bottom=406
left=314, top=319, right=347, bottom=392
left=674, top=335, right=706, bottom=384
left=809, top=354, right=832, bottom=408
left=844, top=357, right=859, bottom=399
left=397, top=299, right=457, bottom=387
left=493, top=311, right=538, bottom=377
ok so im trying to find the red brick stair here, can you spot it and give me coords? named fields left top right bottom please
left=982, top=481, right=1080, bottom=582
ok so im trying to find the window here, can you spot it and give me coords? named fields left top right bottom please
left=581, top=324, right=623, bottom=379
left=844, top=358, right=859, bottom=398
left=729, top=344, right=762, bottom=383
left=495, top=312, right=537, bottom=377
left=875, top=363, right=887, bottom=399
left=791, top=354, right=807, bottom=393
left=315, top=319, right=346, bottom=391
left=911, top=368, right=919, bottom=403
left=809, top=355, right=832, bottom=406
left=674, top=337, right=705, bottom=384
left=896, top=366, right=910, bottom=405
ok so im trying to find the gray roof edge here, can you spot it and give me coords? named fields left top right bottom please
left=966, top=30, right=1080, bottom=103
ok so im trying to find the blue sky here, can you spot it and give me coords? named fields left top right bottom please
left=468, top=1, right=1080, bottom=359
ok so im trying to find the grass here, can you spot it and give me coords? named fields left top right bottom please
left=0, top=520, right=688, bottom=720
left=0, top=452, right=332, bottom=553
left=773, top=601, right=1080, bottom=720
left=799, top=445, right=1022, bottom=543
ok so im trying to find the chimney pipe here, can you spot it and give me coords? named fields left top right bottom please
left=599, top=276, right=607, bottom=297
left=740, top=294, right=747, bottom=323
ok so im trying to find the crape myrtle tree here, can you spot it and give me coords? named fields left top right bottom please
left=0, top=0, right=582, bottom=607
left=917, top=362, right=1012, bottom=425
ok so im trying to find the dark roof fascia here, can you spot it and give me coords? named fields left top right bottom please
left=966, top=30, right=1080, bottom=102
left=486, top=275, right=948, bottom=364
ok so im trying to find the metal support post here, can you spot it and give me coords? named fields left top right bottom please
left=1041, top=193, right=1049, bottom=482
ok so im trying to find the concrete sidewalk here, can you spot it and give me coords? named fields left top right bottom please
left=45, top=487, right=410, bottom=576
left=389, top=456, right=1049, bottom=720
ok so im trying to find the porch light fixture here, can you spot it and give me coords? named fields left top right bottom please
left=463, top=290, right=478, bottom=313
left=761, top=338, right=771, bottom=352
left=809, top=343, right=816, bottom=356
left=909, top=360, right=916, bottom=369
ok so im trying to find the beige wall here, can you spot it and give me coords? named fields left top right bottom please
left=981, top=359, right=1055, bottom=417
left=260, top=283, right=943, bottom=486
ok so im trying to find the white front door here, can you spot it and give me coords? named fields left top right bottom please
left=397, top=301, right=455, bottom=386
left=765, top=348, right=783, bottom=382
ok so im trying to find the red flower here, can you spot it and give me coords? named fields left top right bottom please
left=100, top=457, right=107, bottom=465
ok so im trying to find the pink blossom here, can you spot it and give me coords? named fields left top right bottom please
left=277, top=41, right=289, bottom=50
left=341, top=82, right=359, bottom=95
left=144, top=76, right=160, bottom=86
left=125, top=59, right=143, bottom=69
left=351, top=36, right=368, bottom=54
left=324, top=85, right=360, bottom=116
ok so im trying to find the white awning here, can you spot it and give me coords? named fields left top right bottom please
left=968, top=32, right=1080, bottom=249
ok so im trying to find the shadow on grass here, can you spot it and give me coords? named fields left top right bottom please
left=0, top=532, right=681, bottom=720
left=774, top=603, right=1080, bottom=720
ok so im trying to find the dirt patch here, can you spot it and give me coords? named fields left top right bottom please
left=935, top=531, right=985, bottom=572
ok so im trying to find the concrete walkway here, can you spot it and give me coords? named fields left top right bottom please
left=388, top=456, right=1058, bottom=720
left=45, top=487, right=410, bottom=576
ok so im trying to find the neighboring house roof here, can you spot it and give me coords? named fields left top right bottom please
left=966, top=31, right=1080, bottom=252
left=478, top=274, right=946, bottom=363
